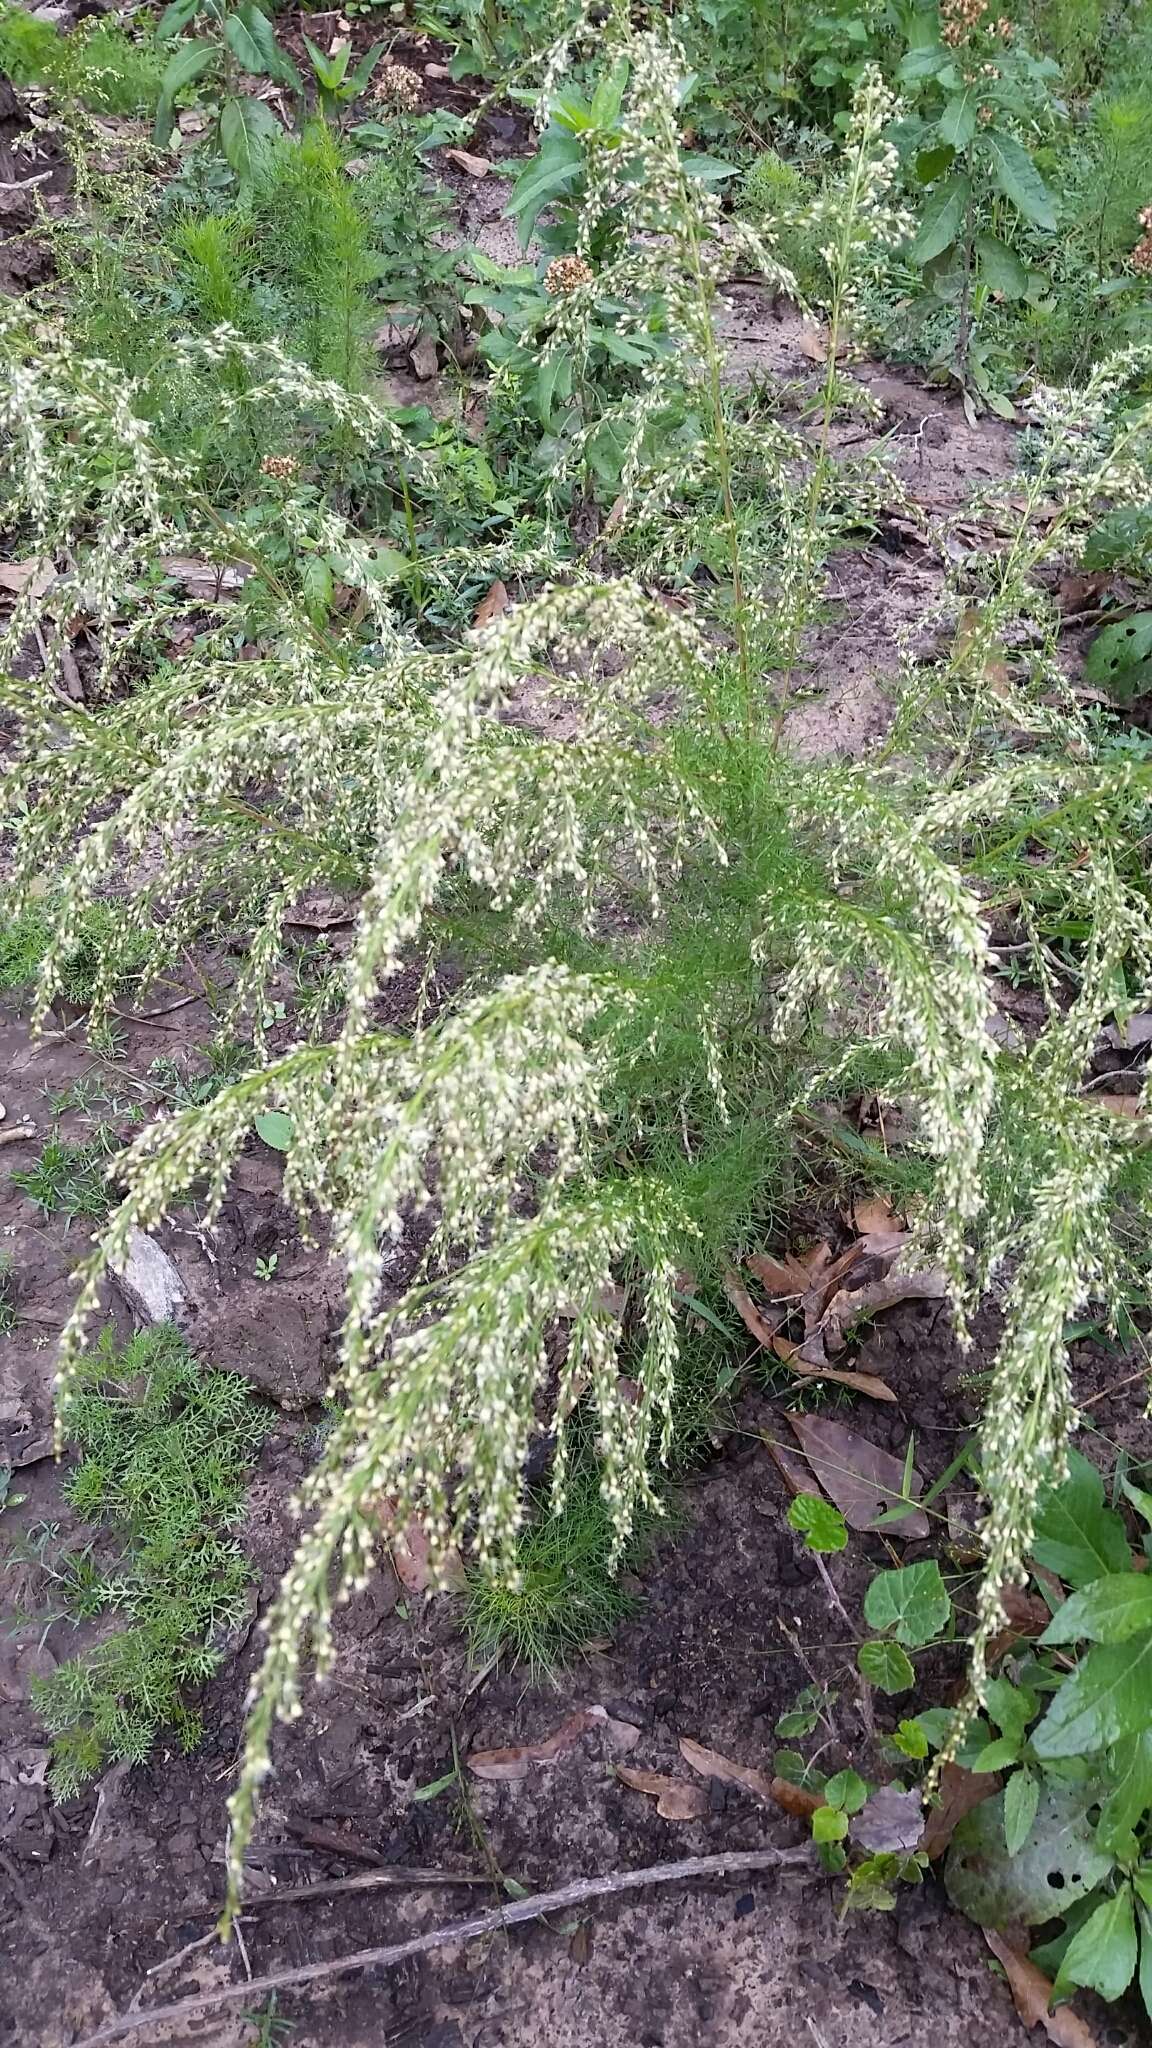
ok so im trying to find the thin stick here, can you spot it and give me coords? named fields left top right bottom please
left=199, top=1867, right=491, bottom=1913
left=72, top=1847, right=811, bottom=2047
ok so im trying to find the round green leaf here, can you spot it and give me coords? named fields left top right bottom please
left=858, top=1640, right=915, bottom=1694
left=945, top=1777, right=1112, bottom=1925
left=254, top=1111, right=293, bottom=1151
left=812, top=1802, right=849, bottom=1842
left=864, top=1561, right=951, bottom=1648
left=787, top=1493, right=848, bottom=1553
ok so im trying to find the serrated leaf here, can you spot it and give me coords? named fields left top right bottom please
left=985, top=1676, right=1038, bottom=1744
left=1054, top=1883, right=1137, bottom=2004
left=969, top=1736, right=1021, bottom=1774
left=230, top=1, right=301, bottom=89
left=1032, top=1448, right=1131, bottom=1588
left=939, top=88, right=978, bottom=149
left=975, top=232, right=1028, bottom=298
left=254, top=1110, right=293, bottom=1151
left=863, top=1561, right=950, bottom=1647
left=1098, top=1732, right=1152, bottom=1853
left=219, top=95, right=280, bottom=184
left=910, top=174, right=970, bottom=264
left=946, top=1778, right=1113, bottom=1924
left=787, top=1493, right=848, bottom=1553
left=858, top=1640, right=915, bottom=1693
left=301, top=554, right=334, bottom=625
left=1003, top=1767, right=1040, bottom=1856
left=982, top=127, right=1058, bottom=230
left=1040, top=1573, right=1152, bottom=1647
left=1032, top=1634, right=1152, bottom=1758
left=899, top=43, right=949, bottom=81
left=156, top=0, right=201, bottom=39
left=1139, top=1903, right=1152, bottom=2020
left=153, top=39, right=216, bottom=146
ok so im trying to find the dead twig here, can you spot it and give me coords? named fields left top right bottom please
left=0, top=1124, right=36, bottom=1149
left=72, top=1847, right=812, bottom=2047
left=195, top=1867, right=490, bottom=1913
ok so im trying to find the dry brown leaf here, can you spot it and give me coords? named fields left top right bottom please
left=982, top=1929, right=1100, bottom=2046
left=849, top=1784, right=923, bottom=1853
left=762, top=1425, right=816, bottom=1501
left=411, top=332, right=440, bottom=381
left=676, top=1735, right=820, bottom=1820
left=852, top=1192, right=904, bottom=1235
left=770, top=1334, right=896, bottom=1403
left=0, top=557, right=55, bottom=600
left=159, top=555, right=250, bottom=598
left=821, top=1267, right=947, bottom=1352
left=616, top=1766, right=708, bottom=1820
left=723, top=1270, right=782, bottom=1346
left=468, top=1705, right=637, bottom=1782
left=386, top=1515, right=467, bottom=1596
left=746, top=1248, right=819, bottom=1296
left=918, top=1761, right=1000, bottom=1859
left=767, top=1776, right=824, bottom=1820
left=473, top=578, right=510, bottom=629
left=787, top=1414, right=929, bottom=1537
left=444, top=147, right=491, bottom=177
left=999, top=1586, right=1053, bottom=1637
left=1091, top=1092, right=1146, bottom=1120
left=1104, top=1011, right=1152, bottom=1050
left=796, top=323, right=828, bottom=362
left=423, top=60, right=451, bottom=77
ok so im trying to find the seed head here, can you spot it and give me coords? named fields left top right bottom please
left=260, top=453, right=299, bottom=482
left=1131, top=235, right=1152, bottom=276
left=544, top=253, right=594, bottom=297
left=941, top=0, right=987, bottom=45
left=373, top=59, right=422, bottom=110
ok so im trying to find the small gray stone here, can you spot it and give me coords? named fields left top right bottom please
left=111, top=1228, right=188, bottom=1326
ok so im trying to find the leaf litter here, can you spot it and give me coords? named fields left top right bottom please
left=982, top=1930, right=1101, bottom=2047
left=468, top=1705, right=640, bottom=1781
left=784, top=1413, right=930, bottom=1539
left=615, top=1768, right=708, bottom=1821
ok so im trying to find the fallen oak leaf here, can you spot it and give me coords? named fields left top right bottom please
left=787, top=1414, right=929, bottom=1538
left=919, top=1760, right=1000, bottom=1860
left=616, top=1767, right=708, bottom=1821
left=982, top=1929, right=1100, bottom=2047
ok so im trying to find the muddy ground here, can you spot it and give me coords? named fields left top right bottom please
left=2, top=29, right=1151, bottom=2048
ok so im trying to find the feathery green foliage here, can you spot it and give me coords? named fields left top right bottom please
left=2, top=12, right=1152, bottom=1919
left=26, top=1326, right=270, bottom=1796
